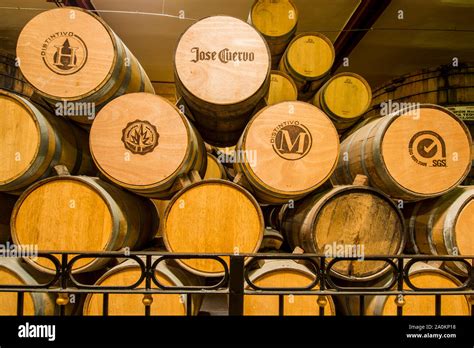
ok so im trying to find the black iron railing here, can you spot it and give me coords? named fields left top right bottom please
left=0, top=252, right=473, bottom=316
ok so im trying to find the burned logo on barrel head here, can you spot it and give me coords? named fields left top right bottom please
left=41, top=32, right=88, bottom=75
left=408, top=131, right=447, bottom=167
left=122, top=120, right=159, bottom=155
left=270, top=121, right=312, bottom=160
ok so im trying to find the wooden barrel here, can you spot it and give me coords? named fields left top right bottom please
left=90, top=93, right=207, bottom=199
left=364, top=63, right=474, bottom=120
left=0, top=90, right=95, bottom=194
left=340, top=263, right=471, bottom=315
left=279, top=33, right=335, bottom=101
left=406, top=186, right=474, bottom=277
left=0, top=257, right=55, bottom=315
left=234, top=101, right=339, bottom=204
left=174, top=16, right=271, bottom=146
left=0, top=193, right=16, bottom=243
left=313, top=72, right=372, bottom=131
left=83, top=258, right=202, bottom=315
left=11, top=175, right=158, bottom=274
left=0, top=50, right=35, bottom=99
left=204, top=153, right=227, bottom=179
left=265, top=70, right=298, bottom=106
left=279, top=185, right=405, bottom=282
left=161, top=179, right=264, bottom=277
left=332, top=104, right=472, bottom=201
left=244, top=259, right=336, bottom=315
left=16, top=7, right=154, bottom=126
left=249, top=0, right=298, bottom=68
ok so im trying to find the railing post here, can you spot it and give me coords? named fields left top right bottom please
left=228, top=255, right=245, bottom=316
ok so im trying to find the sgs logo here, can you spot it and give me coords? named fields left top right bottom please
left=408, top=131, right=447, bottom=167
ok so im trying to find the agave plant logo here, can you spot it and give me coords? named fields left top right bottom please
left=121, top=120, right=159, bottom=155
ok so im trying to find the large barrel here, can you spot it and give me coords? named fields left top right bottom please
left=0, top=193, right=16, bottom=243
left=234, top=101, right=339, bottom=204
left=0, top=50, right=35, bottom=99
left=332, top=104, right=472, bottom=201
left=0, top=90, right=95, bottom=194
left=279, top=33, right=335, bottom=101
left=161, top=179, right=264, bottom=277
left=83, top=258, right=202, bottom=315
left=279, top=185, right=405, bottom=282
left=340, top=263, right=471, bottom=315
left=313, top=72, right=372, bottom=132
left=364, top=63, right=474, bottom=120
left=244, top=259, right=336, bottom=315
left=174, top=16, right=271, bottom=146
left=406, top=186, right=474, bottom=277
left=16, top=7, right=154, bottom=126
left=0, top=258, right=55, bottom=315
left=11, top=175, right=158, bottom=274
left=90, top=93, right=207, bottom=199
left=265, top=70, right=298, bottom=106
left=249, top=0, right=298, bottom=68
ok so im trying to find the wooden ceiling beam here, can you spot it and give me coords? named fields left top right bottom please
left=332, top=0, right=392, bottom=72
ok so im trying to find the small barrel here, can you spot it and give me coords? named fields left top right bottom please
left=174, top=16, right=271, bottom=146
left=364, top=63, right=474, bottom=120
left=90, top=93, right=207, bottom=199
left=0, top=193, right=16, bottom=243
left=83, top=258, right=202, bottom=315
left=234, top=101, right=339, bottom=204
left=279, top=185, right=405, bottom=282
left=340, top=263, right=471, bottom=315
left=16, top=7, right=154, bottom=126
left=313, top=72, right=372, bottom=131
left=279, top=33, right=335, bottom=101
left=0, top=50, right=35, bottom=98
left=204, top=153, right=227, bottom=180
left=161, top=179, right=264, bottom=277
left=249, top=0, right=298, bottom=68
left=0, top=90, right=95, bottom=194
left=265, top=70, right=298, bottom=106
left=244, top=259, right=336, bottom=315
left=331, top=104, right=472, bottom=201
left=11, top=175, right=158, bottom=274
left=406, top=186, right=474, bottom=277
left=0, top=258, right=55, bottom=315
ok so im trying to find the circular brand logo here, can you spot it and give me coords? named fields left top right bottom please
left=41, top=33, right=88, bottom=75
left=408, top=131, right=447, bottom=167
left=121, top=120, right=159, bottom=155
left=270, top=121, right=312, bottom=160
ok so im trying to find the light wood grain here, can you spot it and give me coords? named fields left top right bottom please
left=265, top=70, right=298, bottom=106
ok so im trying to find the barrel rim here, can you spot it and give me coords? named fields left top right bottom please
left=0, top=90, right=45, bottom=187
left=239, top=100, right=340, bottom=196
left=309, top=185, right=406, bottom=282
left=16, top=6, right=119, bottom=102
left=249, top=0, right=299, bottom=40
left=10, top=175, right=120, bottom=274
left=89, top=92, right=193, bottom=192
left=161, top=178, right=264, bottom=277
left=283, top=32, right=335, bottom=81
left=173, top=15, right=272, bottom=107
left=378, top=104, right=473, bottom=198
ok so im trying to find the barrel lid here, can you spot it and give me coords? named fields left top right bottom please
left=0, top=91, right=41, bottom=186
left=381, top=105, right=472, bottom=196
left=90, top=93, right=190, bottom=189
left=285, top=33, right=334, bottom=80
left=162, top=180, right=264, bottom=276
left=240, top=101, right=339, bottom=194
left=321, top=72, right=372, bottom=119
left=174, top=16, right=270, bottom=105
left=250, top=0, right=298, bottom=38
left=12, top=177, right=114, bottom=272
left=16, top=7, right=116, bottom=100
left=265, top=70, right=298, bottom=106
